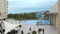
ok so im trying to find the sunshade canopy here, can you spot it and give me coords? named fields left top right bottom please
left=3, top=21, right=20, bottom=34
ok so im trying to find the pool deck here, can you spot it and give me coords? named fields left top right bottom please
left=6, top=19, right=58, bottom=34
left=19, top=24, right=58, bottom=34
left=40, top=25, right=58, bottom=34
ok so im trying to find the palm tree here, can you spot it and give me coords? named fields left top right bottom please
left=38, top=28, right=42, bottom=34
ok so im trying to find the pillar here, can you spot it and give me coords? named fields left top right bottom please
left=56, top=0, right=60, bottom=34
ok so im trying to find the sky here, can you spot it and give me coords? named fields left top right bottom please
left=8, top=0, right=58, bottom=14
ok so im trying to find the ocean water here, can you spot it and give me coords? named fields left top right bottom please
left=22, top=20, right=49, bottom=25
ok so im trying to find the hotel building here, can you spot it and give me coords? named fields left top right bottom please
left=0, top=0, right=8, bottom=19
left=0, top=0, right=8, bottom=34
left=50, top=1, right=60, bottom=34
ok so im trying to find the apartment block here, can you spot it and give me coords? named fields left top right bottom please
left=0, top=0, right=8, bottom=19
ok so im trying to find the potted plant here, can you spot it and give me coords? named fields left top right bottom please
left=19, top=25, right=22, bottom=28
left=32, top=31, right=36, bottom=34
left=38, top=28, right=42, bottom=34
left=27, top=33, right=30, bottom=34
left=29, top=27, right=31, bottom=31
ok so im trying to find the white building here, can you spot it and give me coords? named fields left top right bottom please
left=0, top=0, right=8, bottom=19
left=0, top=0, right=8, bottom=34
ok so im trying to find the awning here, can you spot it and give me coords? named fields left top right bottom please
left=49, top=12, right=58, bottom=14
left=3, top=21, right=20, bottom=34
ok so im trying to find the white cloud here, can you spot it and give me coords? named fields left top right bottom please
left=8, top=0, right=57, bottom=1
left=8, top=0, right=57, bottom=14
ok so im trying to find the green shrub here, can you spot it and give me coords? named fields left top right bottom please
left=27, top=33, right=30, bottom=34
left=32, top=31, right=36, bottom=34
left=38, top=28, right=42, bottom=32
left=29, top=27, right=31, bottom=31
left=19, top=25, right=22, bottom=27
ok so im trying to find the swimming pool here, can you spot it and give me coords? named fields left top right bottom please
left=21, top=20, right=49, bottom=25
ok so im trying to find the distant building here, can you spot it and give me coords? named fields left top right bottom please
left=0, top=0, right=8, bottom=19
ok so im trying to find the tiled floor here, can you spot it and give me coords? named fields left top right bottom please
left=40, top=25, right=58, bottom=34
left=19, top=25, right=58, bottom=34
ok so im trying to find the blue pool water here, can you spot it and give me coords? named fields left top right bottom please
left=22, top=20, right=49, bottom=25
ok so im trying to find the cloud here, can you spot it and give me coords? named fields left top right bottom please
left=8, top=0, right=57, bottom=1
left=8, top=0, right=57, bottom=14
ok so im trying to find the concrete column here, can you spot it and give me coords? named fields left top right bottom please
left=56, top=0, right=60, bottom=34
left=53, top=14, right=56, bottom=25
left=49, top=14, right=53, bottom=25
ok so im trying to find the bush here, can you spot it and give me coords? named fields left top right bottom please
left=32, top=31, right=36, bottom=34
left=29, top=27, right=31, bottom=31
left=27, top=33, right=30, bottom=34
left=38, top=28, right=42, bottom=32
left=19, top=25, right=22, bottom=27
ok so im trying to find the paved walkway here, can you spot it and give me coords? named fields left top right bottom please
left=7, top=20, right=58, bottom=34
left=40, top=25, right=58, bottom=34
left=6, top=19, right=58, bottom=34
left=19, top=24, right=58, bottom=34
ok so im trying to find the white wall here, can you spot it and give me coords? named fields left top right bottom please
left=0, top=0, right=7, bottom=19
